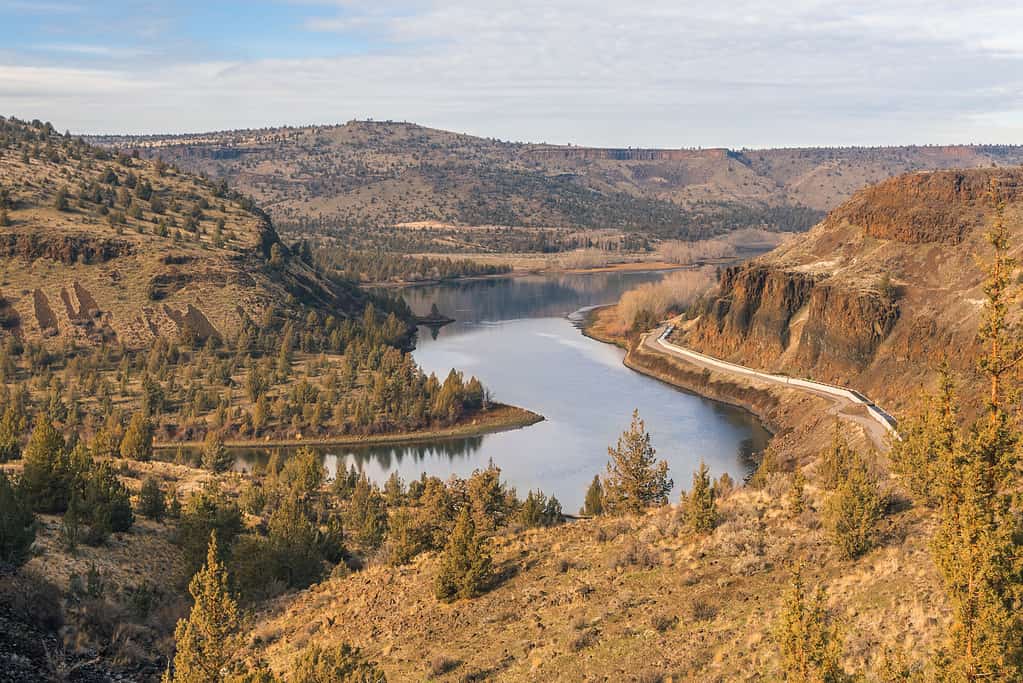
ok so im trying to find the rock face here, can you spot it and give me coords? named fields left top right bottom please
left=679, top=167, right=1023, bottom=416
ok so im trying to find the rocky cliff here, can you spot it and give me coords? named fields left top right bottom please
left=679, top=168, right=1023, bottom=416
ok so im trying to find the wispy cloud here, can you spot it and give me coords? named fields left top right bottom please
left=1, top=0, right=1022, bottom=146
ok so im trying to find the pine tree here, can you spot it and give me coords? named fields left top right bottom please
left=684, top=460, right=717, bottom=533
left=166, top=533, right=240, bottom=683
left=435, top=507, right=492, bottom=602
left=602, top=409, right=672, bottom=515
left=120, top=411, right=154, bottom=461
left=582, top=474, right=603, bottom=516
left=824, top=454, right=885, bottom=559
left=788, top=469, right=807, bottom=517
left=775, top=564, right=847, bottom=682
left=0, top=469, right=35, bottom=567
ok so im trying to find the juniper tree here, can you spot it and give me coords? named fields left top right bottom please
left=582, top=474, right=603, bottom=516
left=435, top=507, right=492, bottom=602
left=344, top=473, right=388, bottom=550
left=0, top=402, right=24, bottom=462
left=788, top=469, right=807, bottom=517
left=0, top=469, right=35, bottom=568
left=21, top=414, right=70, bottom=513
left=684, top=460, right=717, bottom=533
left=824, top=453, right=885, bottom=560
left=138, top=475, right=166, bottom=521
left=602, top=409, right=672, bottom=515
left=775, top=564, right=847, bottom=682
left=166, top=533, right=240, bottom=683
left=120, top=411, right=154, bottom=461
left=929, top=192, right=1023, bottom=680
left=202, top=431, right=233, bottom=473
left=819, top=422, right=854, bottom=490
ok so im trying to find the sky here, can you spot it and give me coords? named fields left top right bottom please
left=1, top=0, right=1022, bottom=148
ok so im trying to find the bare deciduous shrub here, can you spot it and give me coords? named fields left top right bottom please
left=650, top=613, right=677, bottom=632
left=689, top=598, right=718, bottom=622
left=714, top=510, right=770, bottom=575
left=429, top=655, right=461, bottom=677
left=608, top=538, right=660, bottom=570
left=569, top=629, right=599, bottom=652
left=609, top=267, right=717, bottom=334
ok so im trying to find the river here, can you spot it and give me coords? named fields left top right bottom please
left=235, top=270, right=770, bottom=512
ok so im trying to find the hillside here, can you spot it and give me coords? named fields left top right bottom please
left=0, top=117, right=367, bottom=351
left=678, top=167, right=1023, bottom=417
left=89, top=122, right=1023, bottom=246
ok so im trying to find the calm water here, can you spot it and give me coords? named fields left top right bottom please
left=237, top=271, right=770, bottom=512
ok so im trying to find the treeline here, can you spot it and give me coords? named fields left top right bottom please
left=312, top=245, right=512, bottom=284
left=0, top=294, right=492, bottom=448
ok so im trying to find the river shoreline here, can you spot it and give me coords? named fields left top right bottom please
left=580, top=303, right=881, bottom=457
left=153, top=403, right=544, bottom=451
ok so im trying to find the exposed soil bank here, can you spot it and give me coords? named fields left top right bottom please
left=154, top=403, right=544, bottom=451
left=583, top=304, right=875, bottom=461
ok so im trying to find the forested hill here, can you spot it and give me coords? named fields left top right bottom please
left=90, top=121, right=1023, bottom=239
left=0, top=115, right=393, bottom=351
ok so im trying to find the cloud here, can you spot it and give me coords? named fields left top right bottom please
left=1, top=0, right=1022, bottom=145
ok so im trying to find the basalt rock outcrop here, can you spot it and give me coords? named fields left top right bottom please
left=679, top=168, right=1023, bottom=416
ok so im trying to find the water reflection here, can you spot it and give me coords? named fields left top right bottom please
left=232, top=269, right=769, bottom=511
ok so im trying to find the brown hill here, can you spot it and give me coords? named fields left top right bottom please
left=679, top=167, right=1023, bottom=416
left=90, top=122, right=1023, bottom=242
left=0, top=117, right=366, bottom=350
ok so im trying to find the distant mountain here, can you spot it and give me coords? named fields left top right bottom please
left=0, top=116, right=367, bottom=350
left=679, top=166, right=1023, bottom=416
left=88, top=121, right=1023, bottom=242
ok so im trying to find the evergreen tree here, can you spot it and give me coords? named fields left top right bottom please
left=602, top=409, right=672, bottom=515
left=788, top=469, right=807, bottom=517
left=290, top=643, right=386, bottom=683
left=166, top=533, right=240, bottom=683
left=824, top=454, right=885, bottom=559
left=178, top=482, right=243, bottom=577
left=0, top=470, right=35, bottom=568
left=684, top=460, right=717, bottom=533
left=21, top=414, right=70, bottom=513
left=582, top=474, right=603, bottom=516
left=344, top=474, right=388, bottom=550
left=120, top=411, right=154, bottom=461
left=775, top=565, right=847, bottom=682
left=889, top=364, right=958, bottom=508
left=202, top=431, right=233, bottom=473
left=77, top=459, right=135, bottom=545
left=929, top=194, right=1023, bottom=680
left=0, top=402, right=24, bottom=462
left=138, top=475, right=166, bottom=521
left=268, top=494, right=322, bottom=588
left=819, top=422, right=854, bottom=490
left=435, top=507, right=492, bottom=602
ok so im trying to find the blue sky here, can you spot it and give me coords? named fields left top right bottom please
left=1, top=0, right=1022, bottom=147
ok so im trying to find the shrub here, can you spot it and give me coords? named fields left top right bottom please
left=290, top=642, right=385, bottom=683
